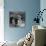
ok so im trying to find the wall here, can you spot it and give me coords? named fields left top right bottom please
left=4, top=0, right=40, bottom=42
left=0, top=0, right=4, bottom=42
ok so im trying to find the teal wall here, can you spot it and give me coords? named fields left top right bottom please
left=4, top=0, right=40, bottom=42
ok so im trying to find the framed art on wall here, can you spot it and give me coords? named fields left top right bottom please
left=9, top=11, right=25, bottom=27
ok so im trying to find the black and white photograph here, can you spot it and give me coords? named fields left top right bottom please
left=9, top=11, right=25, bottom=27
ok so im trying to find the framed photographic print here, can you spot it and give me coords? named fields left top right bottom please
left=9, top=11, right=25, bottom=27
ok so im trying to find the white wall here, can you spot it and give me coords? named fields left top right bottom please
left=0, top=0, right=4, bottom=42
